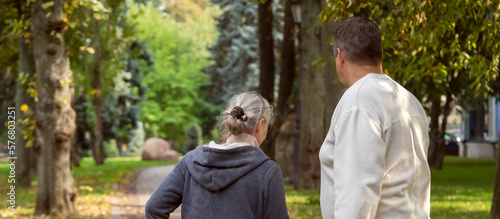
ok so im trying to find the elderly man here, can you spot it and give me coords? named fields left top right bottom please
left=319, top=17, right=431, bottom=218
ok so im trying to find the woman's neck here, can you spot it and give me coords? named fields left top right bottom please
left=223, top=133, right=259, bottom=147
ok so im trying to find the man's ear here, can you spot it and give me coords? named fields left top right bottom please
left=336, top=48, right=345, bottom=67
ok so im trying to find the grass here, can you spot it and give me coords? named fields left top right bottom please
left=0, top=156, right=496, bottom=218
left=283, top=156, right=496, bottom=219
left=0, top=156, right=177, bottom=218
left=285, top=185, right=322, bottom=218
left=430, top=157, right=495, bottom=218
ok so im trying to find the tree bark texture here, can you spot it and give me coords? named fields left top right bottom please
left=290, top=24, right=302, bottom=184
left=116, top=137, right=123, bottom=156
left=319, top=2, right=344, bottom=131
left=15, top=2, right=37, bottom=187
left=258, top=0, right=276, bottom=160
left=492, top=139, right=500, bottom=218
left=428, top=95, right=446, bottom=170
left=296, top=0, right=324, bottom=190
left=437, top=91, right=453, bottom=165
left=92, top=17, right=104, bottom=165
left=32, top=0, right=78, bottom=215
left=70, top=125, right=81, bottom=167
left=268, top=0, right=296, bottom=165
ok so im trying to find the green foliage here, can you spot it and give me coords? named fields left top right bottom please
left=66, top=0, right=133, bottom=98
left=65, top=0, right=149, bottom=156
left=103, top=139, right=119, bottom=157
left=19, top=106, right=35, bottom=148
left=184, top=122, right=203, bottom=153
left=129, top=2, right=218, bottom=145
left=202, top=0, right=283, bottom=139
left=125, top=121, right=145, bottom=156
left=204, top=0, right=261, bottom=108
left=41, top=1, right=55, bottom=9
left=165, top=0, right=212, bottom=23
left=74, top=95, right=94, bottom=151
left=0, top=1, right=21, bottom=143
left=321, top=0, right=500, bottom=111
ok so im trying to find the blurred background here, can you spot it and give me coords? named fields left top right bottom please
left=0, top=0, right=499, bottom=218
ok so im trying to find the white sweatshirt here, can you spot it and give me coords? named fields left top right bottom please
left=319, top=73, right=431, bottom=219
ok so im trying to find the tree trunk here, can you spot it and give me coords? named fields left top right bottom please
left=319, top=4, right=344, bottom=130
left=116, top=137, right=123, bottom=156
left=89, top=128, right=98, bottom=160
left=270, top=0, right=296, bottom=181
left=429, top=72, right=461, bottom=167
left=274, top=0, right=296, bottom=136
left=269, top=0, right=296, bottom=155
left=71, top=127, right=81, bottom=167
left=92, top=17, right=104, bottom=165
left=70, top=95, right=81, bottom=167
left=428, top=95, right=445, bottom=170
left=15, top=3, right=36, bottom=187
left=257, top=0, right=276, bottom=160
left=492, top=138, right=500, bottom=218
left=296, top=0, right=324, bottom=190
left=290, top=22, right=302, bottom=185
left=437, top=91, right=453, bottom=166
left=31, top=0, right=78, bottom=215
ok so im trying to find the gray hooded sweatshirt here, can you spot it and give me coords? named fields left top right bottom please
left=145, top=141, right=289, bottom=219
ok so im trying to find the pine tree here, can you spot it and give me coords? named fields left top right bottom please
left=205, top=0, right=260, bottom=109
left=204, top=0, right=283, bottom=139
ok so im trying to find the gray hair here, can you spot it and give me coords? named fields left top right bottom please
left=218, top=92, right=273, bottom=141
left=333, top=17, right=383, bottom=66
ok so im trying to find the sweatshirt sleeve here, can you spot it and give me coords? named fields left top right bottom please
left=332, top=108, right=386, bottom=218
left=145, top=160, right=186, bottom=219
left=263, top=164, right=289, bottom=219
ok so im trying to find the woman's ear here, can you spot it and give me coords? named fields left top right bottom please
left=256, top=118, right=265, bottom=133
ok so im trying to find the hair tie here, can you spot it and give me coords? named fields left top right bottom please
left=229, top=106, right=247, bottom=121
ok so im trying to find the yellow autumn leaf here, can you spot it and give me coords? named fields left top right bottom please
left=79, top=185, right=94, bottom=192
left=90, top=89, right=97, bottom=95
left=20, top=104, right=28, bottom=112
left=86, top=47, right=95, bottom=54
left=46, top=12, right=52, bottom=18
left=79, top=46, right=86, bottom=51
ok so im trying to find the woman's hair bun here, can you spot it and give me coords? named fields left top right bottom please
left=218, top=92, right=272, bottom=141
left=229, top=106, right=248, bottom=121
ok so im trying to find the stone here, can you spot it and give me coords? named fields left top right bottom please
left=162, top=150, right=180, bottom=161
left=141, top=137, right=179, bottom=161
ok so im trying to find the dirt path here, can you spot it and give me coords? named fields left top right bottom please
left=110, top=165, right=181, bottom=218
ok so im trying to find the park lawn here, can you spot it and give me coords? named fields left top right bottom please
left=430, top=156, right=495, bottom=218
left=284, top=156, right=496, bottom=219
left=0, top=156, right=176, bottom=218
left=0, top=156, right=496, bottom=218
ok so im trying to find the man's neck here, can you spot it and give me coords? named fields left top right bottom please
left=345, top=64, right=383, bottom=87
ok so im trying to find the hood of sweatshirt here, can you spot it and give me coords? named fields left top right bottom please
left=184, top=142, right=270, bottom=192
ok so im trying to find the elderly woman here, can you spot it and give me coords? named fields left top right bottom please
left=145, top=92, right=289, bottom=219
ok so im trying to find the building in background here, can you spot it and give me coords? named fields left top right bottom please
left=461, top=95, right=499, bottom=159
